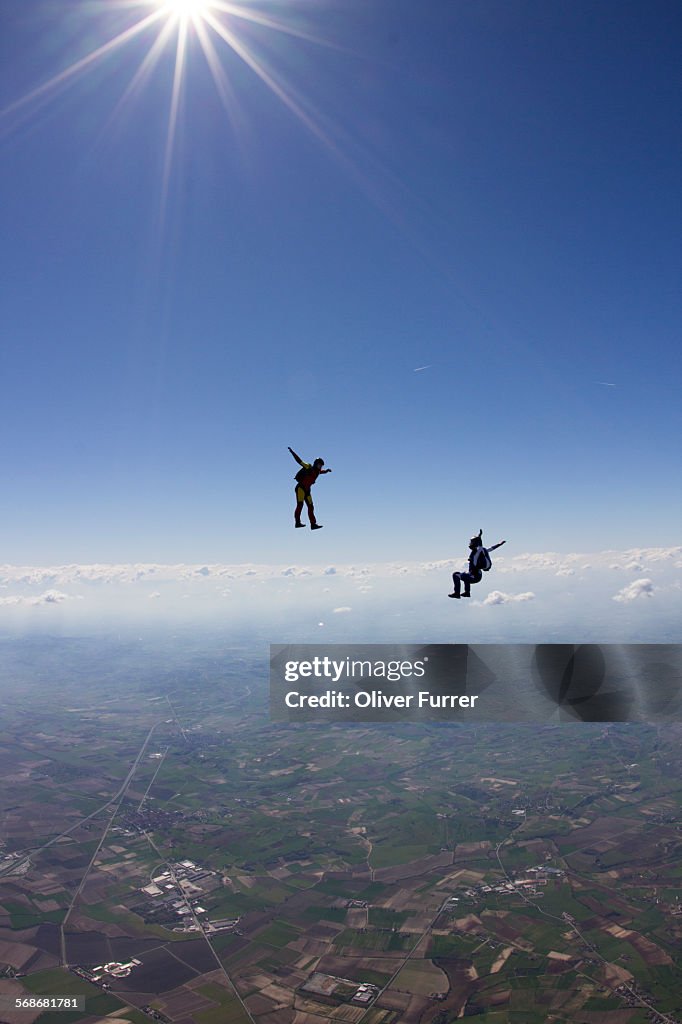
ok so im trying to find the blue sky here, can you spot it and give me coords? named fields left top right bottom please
left=1, top=0, right=680, bottom=566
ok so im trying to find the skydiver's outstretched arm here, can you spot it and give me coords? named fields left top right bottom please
left=320, top=468, right=332, bottom=474
left=288, top=446, right=304, bottom=467
left=488, top=541, right=506, bottom=551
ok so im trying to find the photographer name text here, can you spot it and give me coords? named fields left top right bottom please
left=284, top=689, right=478, bottom=709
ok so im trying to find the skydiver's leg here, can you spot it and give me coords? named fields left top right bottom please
left=295, top=486, right=306, bottom=527
left=461, top=572, right=478, bottom=597
left=305, top=493, right=320, bottom=528
left=449, top=572, right=462, bottom=598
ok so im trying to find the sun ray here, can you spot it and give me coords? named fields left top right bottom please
left=193, top=17, right=246, bottom=137
left=211, top=0, right=348, bottom=53
left=105, top=17, right=179, bottom=134
left=161, top=16, right=190, bottom=215
left=3, top=0, right=398, bottom=226
left=1, top=0, right=346, bottom=159
left=0, top=7, right=167, bottom=131
left=202, top=9, right=335, bottom=153
left=199, top=7, right=403, bottom=215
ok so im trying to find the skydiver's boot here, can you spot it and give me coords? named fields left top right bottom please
left=311, top=524, right=323, bottom=530
left=295, top=522, right=306, bottom=527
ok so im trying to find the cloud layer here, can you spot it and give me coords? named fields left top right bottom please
left=0, top=546, right=679, bottom=590
left=0, top=548, right=679, bottom=643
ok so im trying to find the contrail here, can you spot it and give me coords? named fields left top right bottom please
left=413, top=365, right=432, bottom=372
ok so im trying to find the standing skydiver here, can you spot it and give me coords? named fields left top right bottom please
left=288, top=447, right=332, bottom=529
left=449, top=529, right=506, bottom=599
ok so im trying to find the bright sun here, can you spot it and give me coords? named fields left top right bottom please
left=159, top=0, right=212, bottom=21
left=5, top=0, right=333, bottom=216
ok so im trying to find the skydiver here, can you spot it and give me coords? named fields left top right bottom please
left=288, top=447, right=332, bottom=530
left=449, top=529, right=506, bottom=599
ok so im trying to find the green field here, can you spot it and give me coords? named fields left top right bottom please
left=1, top=643, right=681, bottom=1024
left=368, top=907, right=409, bottom=928
left=333, top=927, right=414, bottom=952
left=0, top=899, right=65, bottom=930
left=256, top=919, right=301, bottom=947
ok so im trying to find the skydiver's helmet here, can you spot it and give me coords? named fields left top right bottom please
left=313, top=458, right=325, bottom=468
left=469, top=529, right=483, bottom=548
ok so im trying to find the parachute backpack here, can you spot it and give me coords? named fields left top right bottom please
left=470, top=530, right=492, bottom=572
left=295, top=458, right=324, bottom=486
left=477, top=548, right=492, bottom=572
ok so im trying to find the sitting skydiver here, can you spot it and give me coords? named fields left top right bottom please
left=449, top=529, right=506, bottom=599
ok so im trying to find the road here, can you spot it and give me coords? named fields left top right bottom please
left=59, top=722, right=162, bottom=966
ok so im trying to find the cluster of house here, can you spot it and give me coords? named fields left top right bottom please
left=446, top=865, right=565, bottom=906
left=74, top=960, right=141, bottom=985
left=138, top=859, right=239, bottom=934
left=300, top=971, right=380, bottom=1006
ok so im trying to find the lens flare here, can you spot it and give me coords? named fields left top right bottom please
left=2, top=1, right=347, bottom=221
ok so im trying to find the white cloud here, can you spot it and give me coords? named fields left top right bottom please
left=333, top=606, right=352, bottom=614
left=499, top=553, right=563, bottom=572
left=0, top=589, right=74, bottom=607
left=148, top=591, right=161, bottom=600
left=40, top=590, right=72, bottom=604
left=483, top=591, right=536, bottom=606
left=556, top=568, right=575, bottom=577
left=612, top=578, right=655, bottom=603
